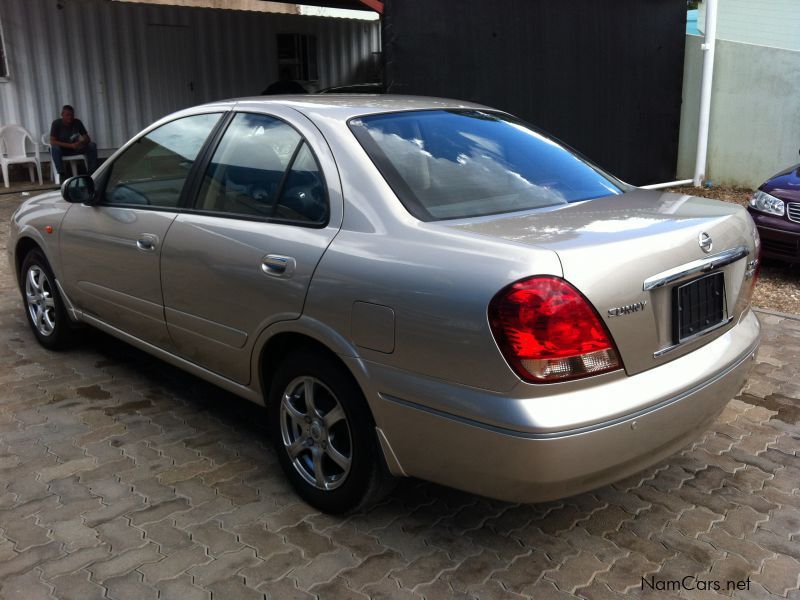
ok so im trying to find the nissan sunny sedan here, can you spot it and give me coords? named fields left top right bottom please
left=8, top=96, right=761, bottom=513
left=747, top=155, right=800, bottom=263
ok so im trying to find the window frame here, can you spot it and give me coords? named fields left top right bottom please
left=182, top=110, right=331, bottom=229
left=95, top=110, right=228, bottom=211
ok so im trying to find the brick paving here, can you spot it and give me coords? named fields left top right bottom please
left=1, top=192, right=799, bottom=599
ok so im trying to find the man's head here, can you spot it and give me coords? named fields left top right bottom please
left=61, top=105, right=75, bottom=125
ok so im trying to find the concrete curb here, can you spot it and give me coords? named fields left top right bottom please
left=0, top=186, right=58, bottom=197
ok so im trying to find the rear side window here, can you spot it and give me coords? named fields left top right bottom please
left=350, top=109, right=624, bottom=221
left=196, top=113, right=328, bottom=225
left=274, top=143, right=328, bottom=224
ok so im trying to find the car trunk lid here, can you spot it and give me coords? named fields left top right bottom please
left=446, top=189, right=758, bottom=376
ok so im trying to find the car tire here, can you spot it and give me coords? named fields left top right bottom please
left=268, top=348, right=394, bottom=514
left=19, top=249, right=77, bottom=350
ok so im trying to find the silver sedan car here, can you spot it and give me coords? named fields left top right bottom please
left=8, top=96, right=761, bottom=513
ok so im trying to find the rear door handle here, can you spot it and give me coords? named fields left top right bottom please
left=261, top=254, right=296, bottom=277
left=136, top=235, right=157, bottom=252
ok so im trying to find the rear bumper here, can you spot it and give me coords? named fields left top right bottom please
left=362, top=310, right=760, bottom=503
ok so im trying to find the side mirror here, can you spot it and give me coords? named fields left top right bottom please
left=61, top=175, right=97, bottom=204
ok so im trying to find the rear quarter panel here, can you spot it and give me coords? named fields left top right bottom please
left=301, top=112, right=558, bottom=393
left=299, top=124, right=565, bottom=394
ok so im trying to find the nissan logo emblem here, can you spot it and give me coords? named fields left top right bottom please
left=699, top=232, right=713, bottom=253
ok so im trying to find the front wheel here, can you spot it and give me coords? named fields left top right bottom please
left=268, top=349, right=393, bottom=514
left=19, top=249, right=77, bottom=350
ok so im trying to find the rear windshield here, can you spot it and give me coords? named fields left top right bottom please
left=350, top=109, right=624, bottom=221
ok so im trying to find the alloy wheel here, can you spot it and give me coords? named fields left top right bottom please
left=279, top=375, right=353, bottom=491
left=25, top=265, right=56, bottom=337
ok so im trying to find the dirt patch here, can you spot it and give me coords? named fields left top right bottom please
left=667, top=186, right=800, bottom=316
left=739, top=393, right=800, bottom=425
left=667, top=184, right=753, bottom=208
left=75, top=384, right=112, bottom=400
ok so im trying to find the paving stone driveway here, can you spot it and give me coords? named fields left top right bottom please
left=1, top=193, right=799, bottom=600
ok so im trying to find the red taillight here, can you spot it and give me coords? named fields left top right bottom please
left=488, top=276, right=622, bottom=383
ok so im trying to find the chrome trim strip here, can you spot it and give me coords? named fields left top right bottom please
left=642, top=245, right=749, bottom=291
left=653, top=315, right=734, bottom=358
left=787, top=202, right=800, bottom=224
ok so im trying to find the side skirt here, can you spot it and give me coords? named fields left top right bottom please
left=75, top=308, right=263, bottom=406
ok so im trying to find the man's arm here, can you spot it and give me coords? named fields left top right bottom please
left=74, top=120, right=91, bottom=148
left=49, top=137, right=80, bottom=149
left=49, top=121, right=65, bottom=148
left=50, top=134, right=80, bottom=150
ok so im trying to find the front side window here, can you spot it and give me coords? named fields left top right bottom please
left=196, top=113, right=328, bottom=225
left=350, top=109, right=624, bottom=221
left=104, top=113, right=221, bottom=208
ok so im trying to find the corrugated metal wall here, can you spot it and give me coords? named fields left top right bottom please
left=0, top=0, right=380, bottom=152
left=697, top=0, right=800, bottom=52
left=383, top=0, right=686, bottom=186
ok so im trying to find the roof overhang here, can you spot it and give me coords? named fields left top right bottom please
left=269, top=0, right=382, bottom=14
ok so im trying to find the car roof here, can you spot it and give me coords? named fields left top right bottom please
left=208, top=94, right=492, bottom=121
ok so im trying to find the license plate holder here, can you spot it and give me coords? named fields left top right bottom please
left=672, top=272, right=726, bottom=344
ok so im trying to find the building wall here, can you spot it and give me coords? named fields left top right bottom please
left=677, top=35, right=800, bottom=187
left=686, top=9, right=699, bottom=35
left=0, top=0, right=380, bottom=153
left=697, top=0, right=800, bottom=51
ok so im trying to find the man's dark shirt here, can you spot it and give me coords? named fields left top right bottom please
left=50, top=119, right=88, bottom=145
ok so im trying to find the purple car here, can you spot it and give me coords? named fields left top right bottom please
left=747, top=156, right=800, bottom=263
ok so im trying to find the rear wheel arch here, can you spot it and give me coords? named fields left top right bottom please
left=258, top=332, right=366, bottom=408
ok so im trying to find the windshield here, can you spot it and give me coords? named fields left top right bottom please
left=350, top=109, right=624, bottom=221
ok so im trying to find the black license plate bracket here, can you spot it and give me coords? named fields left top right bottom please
left=672, top=272, right=726, bottom=344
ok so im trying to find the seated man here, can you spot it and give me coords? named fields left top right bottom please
left=49, top=105, right=98, bottom=179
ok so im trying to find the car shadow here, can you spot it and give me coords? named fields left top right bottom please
left=71, top=325, right=509, bottom=510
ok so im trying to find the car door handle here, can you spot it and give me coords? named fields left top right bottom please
left=136, top=235, right=157, bottom=251
left=261, top=254, right=296, bottom=277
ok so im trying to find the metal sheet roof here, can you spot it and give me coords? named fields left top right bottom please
left=284, top=1, right=380, bottom=11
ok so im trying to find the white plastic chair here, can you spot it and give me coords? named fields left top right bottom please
left=41, top=133, right=88, bottom=184
left=0, top=125, right=43, bottom=188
